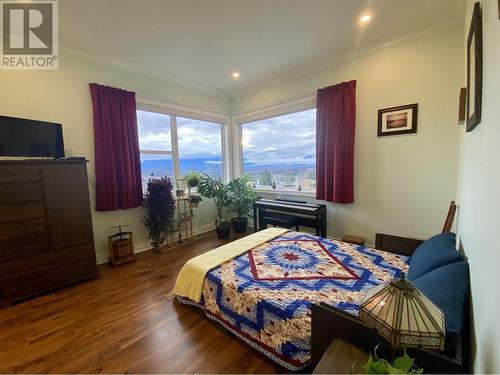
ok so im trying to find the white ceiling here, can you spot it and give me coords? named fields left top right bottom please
left=60, top=0, right=466, bottom=96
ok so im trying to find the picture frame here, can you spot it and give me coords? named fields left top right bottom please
left=466, top=2, right=483, bottom=132
left=377, top=104, right=418, bottom=137
left=458, top=87, right=466, bottom=125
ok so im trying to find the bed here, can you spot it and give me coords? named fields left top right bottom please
left=173, top=229, right=409, bottom=370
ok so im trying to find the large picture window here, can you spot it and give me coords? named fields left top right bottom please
left=177, top=116, right=223, bottom=178
left=137, top=107, right=226, bottom=189
left=241, top=108, right=316, bottom=192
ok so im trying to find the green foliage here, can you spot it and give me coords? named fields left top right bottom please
left=197, top=174, right=231, bottom=225
left=217, top=219, right=231, bottom=230
left=363, top=346, right=423, bottom=374
left=183, top=171, right=202, bottom=187
left=143, top=177, right=176, bottom=249
left=227, top=175, right=257, bottom=219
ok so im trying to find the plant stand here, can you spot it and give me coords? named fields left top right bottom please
left=156, top=178, right=199, bottom=251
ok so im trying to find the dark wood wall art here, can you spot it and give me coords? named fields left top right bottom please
left=466, top=2, right=483, bottom=132
left=377, top=104, right=418, bottom=137
left=458, top=87, right=466, bottom=125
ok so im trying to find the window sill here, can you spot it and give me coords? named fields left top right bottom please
left=254, top=188, right=316, bottom=198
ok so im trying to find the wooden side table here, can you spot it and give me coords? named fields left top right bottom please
left=314, top=339, right=369, bottom=374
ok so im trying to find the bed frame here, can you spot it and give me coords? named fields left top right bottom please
left=311, top=201, right=471, bottom=373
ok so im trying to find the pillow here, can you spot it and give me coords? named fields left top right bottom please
left=407, top=232, right=462, bottom=281
left=413, top=262, right=470, bottom=335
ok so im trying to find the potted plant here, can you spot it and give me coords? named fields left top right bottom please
left=362, top=346, right=422, bottom=374
left=227, top=175, right=257, bottom=233
left=197, top=174, right=232, bottom=239
left=188, top=195, right=202, bottom=208
left=183, top=171, right=202, bottom=188
left=143, top=177, right=176, bottom=249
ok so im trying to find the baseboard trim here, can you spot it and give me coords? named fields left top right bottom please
left=96, top=223, right=216, bottom=265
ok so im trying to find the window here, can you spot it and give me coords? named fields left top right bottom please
left=137, top=110, right=174, bottom=189
left=137, top=107, right=226, bottom=189
left=241, top=108, right=316, bottom=192
left=177, top=116, right=223, bottom=178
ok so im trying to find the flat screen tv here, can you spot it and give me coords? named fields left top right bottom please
left=0, top=115, right=65, bottom=158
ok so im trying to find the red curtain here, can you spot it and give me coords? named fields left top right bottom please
left=89, top=83, right=143, bottom=211
left=316, top=80, right=356, bottom=203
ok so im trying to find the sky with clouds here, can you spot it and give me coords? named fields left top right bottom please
left=137, top=108, right=316, bottom=167
left=242, top=108, right=316, bottom=167
left=137, top=110, right=222, bottom=160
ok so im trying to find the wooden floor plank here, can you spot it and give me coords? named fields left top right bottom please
left=0, top=231, right=285, bottom=373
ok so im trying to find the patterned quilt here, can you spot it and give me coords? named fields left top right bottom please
left=180, top=231, right=409, bottom=370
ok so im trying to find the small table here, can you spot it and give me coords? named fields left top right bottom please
left=313, top=339, right=370, bottom=374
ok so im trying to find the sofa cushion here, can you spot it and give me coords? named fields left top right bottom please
left=413, top=262, right=469, bottom=335
left=408, top=232, right=462, bottom=281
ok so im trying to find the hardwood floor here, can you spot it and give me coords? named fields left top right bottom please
left=0, top=231, right=286, bottom=373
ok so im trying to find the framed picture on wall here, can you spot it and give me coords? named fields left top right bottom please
left=458, top=87, right=466, bottom=125
left=377, top=103, right=418, bottom=137
left=466, top=2, right=482, bottom=132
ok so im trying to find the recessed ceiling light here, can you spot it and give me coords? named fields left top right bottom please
left=232, top=72, right=240, bottom=79
left=360, top=14, right=372, bottom=23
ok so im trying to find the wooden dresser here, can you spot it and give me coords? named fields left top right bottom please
left=0, top=159, right=99, bottom=306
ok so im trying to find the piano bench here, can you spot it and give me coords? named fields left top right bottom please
left=262, top=213, right=299, bottom=231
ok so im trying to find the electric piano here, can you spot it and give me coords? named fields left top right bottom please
left=253, top=198, right=327, bottom=237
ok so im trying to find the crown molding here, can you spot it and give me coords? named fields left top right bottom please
left=59, top=21, right=463, bottom=108
left=59, top=45, right=232, bottom=99
left=230, top=21, right=464, bottom=99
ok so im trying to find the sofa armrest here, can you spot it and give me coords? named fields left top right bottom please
left=375, top=233, right=424, bottom=257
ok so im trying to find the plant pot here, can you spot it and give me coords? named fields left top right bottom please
left=231, top=217, right=248, bottom=233
left=216, top=225, right=231, bottom=239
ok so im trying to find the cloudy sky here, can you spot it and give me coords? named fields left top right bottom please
left=242, top=108, right=316, bottom=166
left=137, top=110, right=222, bottom=160
left=137, top=108, right=316, bottom=167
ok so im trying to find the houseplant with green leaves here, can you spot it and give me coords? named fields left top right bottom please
left=143, top=177, right=176, bottom=249
left=227, top=175, right=257, bottom=233
left=183, top=171, right=202, bottom=188
left=197, top=174, right=232, bottom=239
left=362, top=346, right=423, bottom=374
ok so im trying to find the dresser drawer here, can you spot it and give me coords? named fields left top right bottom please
left=0, top=201, right=45, bottom=223
left=0, top=244, right=94, bottom=280
left=0, top=219, right=49, bottom=261
left=0, top=165, right=40, bottom=183
left=0, top=259, right=98, bottom=300
left=0, top=182, right=43, bottom=204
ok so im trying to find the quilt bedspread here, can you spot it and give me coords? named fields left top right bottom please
left=199, top=231, right=409, bottom=370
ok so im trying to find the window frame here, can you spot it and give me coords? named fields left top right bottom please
left=136, top=97, right=231, bottom=183
left=232, top=96, right=317, bottom=196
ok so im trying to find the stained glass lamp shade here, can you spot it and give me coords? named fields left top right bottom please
left=359, top=273, right=445, bottom=351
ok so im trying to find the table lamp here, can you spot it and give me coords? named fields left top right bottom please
left=359, top=272, right=445, bottom=351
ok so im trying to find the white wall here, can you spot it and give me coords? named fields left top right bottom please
left=232, top=26, right=464, bottom=245
left=457, top=1, right=500, bottom=373
left=0, top=50, right=231, bottom=263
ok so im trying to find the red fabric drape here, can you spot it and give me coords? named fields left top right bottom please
left=89, top=83, right=143, bottom=211
left=316, top=80, right=356, bottom=203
